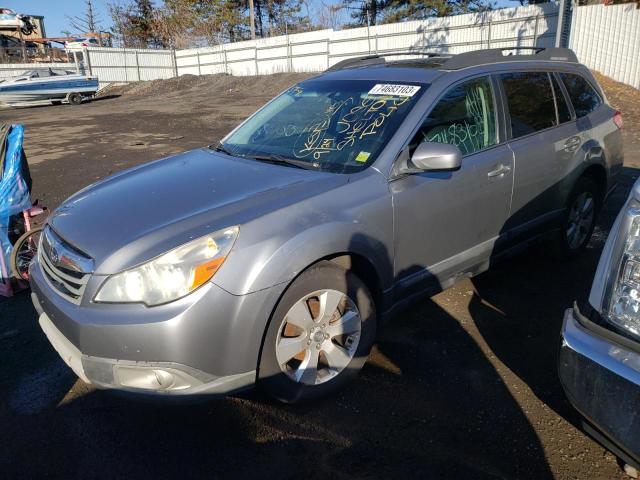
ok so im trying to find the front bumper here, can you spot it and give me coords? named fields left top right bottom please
left=37, top=310, right=254, bottom=395
left=558, top=306, right=640, bottom=467
left=30, top=256, right=286, bottom=396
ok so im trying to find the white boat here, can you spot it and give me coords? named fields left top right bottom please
left=0, top=68, right=99, bottom=105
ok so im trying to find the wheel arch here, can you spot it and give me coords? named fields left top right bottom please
left=254, top=250, right=387, bottom=377
left=216, top=221, right=394, bottom=297
left=579, top=163, right=607, bottom=204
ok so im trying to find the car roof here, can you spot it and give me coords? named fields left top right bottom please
left=315, top=63, right=444, bottom=84
left=317, top=47, right=581, bottom=83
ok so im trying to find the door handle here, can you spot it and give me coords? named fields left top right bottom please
left=487, top=164, right=511, bottom=178
left=564, top=137, right=581, bottom=152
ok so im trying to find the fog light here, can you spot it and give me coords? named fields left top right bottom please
left=114, top=365, right=197, bottom=391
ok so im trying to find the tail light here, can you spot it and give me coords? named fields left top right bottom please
left=614, top=110, right=623, bottom=130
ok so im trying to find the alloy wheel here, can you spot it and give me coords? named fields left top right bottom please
left=275, top=289, right=361, bottom=386
left=566, top=191, right=595, bottom=250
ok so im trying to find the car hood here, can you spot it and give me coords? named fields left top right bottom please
left=49, top=148, right=346, bottom=274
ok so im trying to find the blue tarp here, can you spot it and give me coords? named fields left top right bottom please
left=0, top=125, right=31, bottom=279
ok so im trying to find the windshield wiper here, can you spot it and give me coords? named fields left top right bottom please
left=210, top=144, right=317, bottom=170
left=249, top=154, right=318, bottom=170
left=210, top=143, right=234, bottom=155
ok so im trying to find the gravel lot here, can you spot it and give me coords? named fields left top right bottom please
left=1, top=71, right=639, bottom=480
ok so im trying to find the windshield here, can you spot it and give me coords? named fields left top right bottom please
left=221, top=79, right=427, bottom=173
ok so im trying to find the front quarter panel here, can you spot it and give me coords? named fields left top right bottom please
left=213, top=169, right=394, bottom=296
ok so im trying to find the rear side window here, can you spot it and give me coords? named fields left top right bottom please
left=500, top=72, right=557, bottom=138
left=412, top=76, right=497, bottom=156
left=559, top=72, right=602, bottom=118
left=551, top=74, right=572, bottom=123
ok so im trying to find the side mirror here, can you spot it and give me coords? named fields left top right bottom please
left=408, top=142, right=463, bottom=172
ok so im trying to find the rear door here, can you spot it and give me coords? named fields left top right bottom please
left=500, top=71, right=580, bottom=239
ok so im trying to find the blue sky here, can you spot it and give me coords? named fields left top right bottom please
left=13, top=0, right=112, bottom=37
left=15, top=0, right=517, bottom=38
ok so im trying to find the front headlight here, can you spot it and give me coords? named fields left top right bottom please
left=94, top=226, right=239, bottom=306
left=604, top=198, right=640, bottom=339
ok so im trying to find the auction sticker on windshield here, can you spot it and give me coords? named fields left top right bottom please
left=368, top=84, right=421, bottom=97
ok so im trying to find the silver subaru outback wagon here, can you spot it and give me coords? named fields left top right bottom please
left=31, top=48, right=623, bottom=403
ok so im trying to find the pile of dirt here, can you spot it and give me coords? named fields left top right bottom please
left=593, top=71, right=640, bottom=149
left=98, top=72, right=313, bottom=100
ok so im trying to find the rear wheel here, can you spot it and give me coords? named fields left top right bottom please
left=553, top=177, right=601, bottom=258
left=259, top=261, right=376, bottom=403
left=10, top=226, right=43, bottom=281
left=67, top=92, right=83, bottom=106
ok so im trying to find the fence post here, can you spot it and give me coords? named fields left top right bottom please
left=555, top=0, right=565, bottom=47
left=196, top=50, right=201, bottom=76
left=326, top=38, right=330, bottom=69
left=85, top=48, right=93, bottom=76
left=487, top=21, right=492, bottom=48
left=287, top=33, right=292, bottom=73
left=555, top=0, right=573, bottom=48
left=533, top=14, right=540, bottom=46
left=134, top=50, right=140, bottom=81
left=222, top=46, right=228, bottom=75
left=171, top=49, right=178, bottom=78
left=255, top=45, right=259, bottom=75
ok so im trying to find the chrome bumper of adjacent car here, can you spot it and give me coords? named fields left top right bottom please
left=558, top=307, right=640, bottom=467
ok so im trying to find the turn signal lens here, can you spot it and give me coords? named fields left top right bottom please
left=190, top=256, right=226, bottom=290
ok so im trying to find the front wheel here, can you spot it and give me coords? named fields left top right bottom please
left=259, top=261, right=376, bottom=403
left=11, top=226, right=43, bottom=281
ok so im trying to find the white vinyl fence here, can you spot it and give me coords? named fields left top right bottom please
left=176, top=3, right=559, bottom=76
left=4, top=2, right=640, bottom=91
left=0, top=62, right=76, bottom=80
left=84, top=47, right=177, bottom=85
left=570, top=3, right=640, bottom=89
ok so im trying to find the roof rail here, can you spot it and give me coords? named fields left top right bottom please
left=325, top=47, right=579, bottom=72
left=326, top=51, right=447, bottom=72
left=441, top=47, right=579, bottom=70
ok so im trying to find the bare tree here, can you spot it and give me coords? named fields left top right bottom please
left=67, top=0, right=103, bottom=34
left=107, top=1, right=134, bottom=47
left=66, top=0, right=107, bottom=46
left=315, top=0, right=345, bottom=29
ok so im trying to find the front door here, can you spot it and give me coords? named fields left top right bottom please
left=391, top=75, right=514, bottom=294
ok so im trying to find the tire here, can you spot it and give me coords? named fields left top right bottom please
left=552, top=177, right=601, bottom=259
left=10, top=226, right=43, bottom=281
left=67, top=92, right=83, bottom=106
left=258, top=261, right=376, bottom=403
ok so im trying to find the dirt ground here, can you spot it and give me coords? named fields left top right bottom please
left=1, top=71, right=639, bottom=480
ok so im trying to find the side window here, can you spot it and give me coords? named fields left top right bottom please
left=559, top=72, right=602, bottom=118
left=551, top=74, right=572, bottom=123
left=412, top=76, right=497, bottom=156
left=500, top=72, right=557, bottom=138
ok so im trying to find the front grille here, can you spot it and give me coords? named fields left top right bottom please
left=39, top=227, right=93, bottom=304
